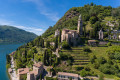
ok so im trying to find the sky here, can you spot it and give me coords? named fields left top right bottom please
left=0, top=0, right=120, bottom=35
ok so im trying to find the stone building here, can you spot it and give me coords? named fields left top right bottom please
left=77, top=14, right=83, bottom=35
left=17, top=68, right=29, bottom=80
left=99, top=29, right=103, bottom=40
left=61, top=14, right=83, bottom=46
left=27, top=62, right=44, bottom=80
left=58, top=72, right=79, bottom=80
left=55, top=29, right=60, bottom=37
left=113, top=34, right=117, bottom=40
left=17, top=63, right=44, bottom=80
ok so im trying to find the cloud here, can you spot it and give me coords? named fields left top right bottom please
left=0, top=19, right=14, bottom=25
left=0, top=19, right=44, bottom=35
left=23, top=0, right=59, bottom=21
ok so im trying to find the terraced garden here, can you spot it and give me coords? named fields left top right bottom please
left=61, top=47, right=90, bottom=67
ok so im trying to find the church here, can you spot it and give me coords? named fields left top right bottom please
left=61, top=14, right=83, bottom=46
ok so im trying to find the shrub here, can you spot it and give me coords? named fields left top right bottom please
left=99, top=74, right=104, bottom=80
left=114, top=52, right=120, bottom=60
left=89, top=16, right=97, bottom=24
left=98, top=57, right=106, bottom=64
left=62, top=41, right=70, bottom=49
left=80, top=69, right=88, bottom=77
left=107, top=42, right=112, bottom=46
left=74, top=66, right=84, bottom=71
left=90, top=55, right=96, bottom=64
left=83, top=47, right=91, bottom=52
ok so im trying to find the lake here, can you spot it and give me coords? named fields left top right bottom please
left=0, top=43, right=24, bottom=80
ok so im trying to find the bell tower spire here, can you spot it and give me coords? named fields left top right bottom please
left=77, top=14, right=83, bottom=36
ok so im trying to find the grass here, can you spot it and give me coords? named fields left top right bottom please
left=88, top=46, right=109, bottom=58
left=87, top=45, right=119, bottom=79
left=61, top=47, right=90, bottom=67
left=59, top=45, right=119, bottom=79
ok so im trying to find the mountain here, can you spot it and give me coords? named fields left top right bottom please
left=42, top=4, right=120, bottom=38
left=6, top=4, right=120, bottom=79
left=0, top=25, right=37, bottom=43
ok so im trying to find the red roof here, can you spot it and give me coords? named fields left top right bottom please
left=33, top=62, right=43, bottom=68
left=18, top=68, right=29, bottom=75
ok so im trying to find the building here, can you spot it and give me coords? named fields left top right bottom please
left=106, top=21, right=114, bottom=27
left=57, top=72, right=79, bottom=80
left=99, top=29, right=103, bottom=40
left=88, top=40, right=97, bottom=46
left=27, top=62, right=44, bottom=80
left=78, top=14, right=83, bottom=35
left=50, top=42, right=55, bottom=47
left=17, top=63, right=44, bottom=80
left=61, top=14, right=82, bottom=46
left=55, top=29, right=60, bottom=37
left=108, top=35, right=111, bottom=39
left=17, top=68, right=29, bottom=80
left=113, top=34, right=117, bottom=40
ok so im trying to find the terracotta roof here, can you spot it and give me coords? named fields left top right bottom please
left=33, top=62, right=43, bottom=68
left=18, top=68, right=29, bottom=75
left=88, top=40, right=96, bottom=42
left=63, top=29, right=77, bottom=32
left=28, top=71, right=38, bottom=75
left=58, top=72, right=79, bottom=77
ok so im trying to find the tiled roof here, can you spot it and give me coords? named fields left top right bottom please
left=58, top=72, right=79, bottom=77
left=88, top=40, right=96, bottom=42
left=33, top=62, right=43, bottom=68
left=18, top=68, right=29, bottom=75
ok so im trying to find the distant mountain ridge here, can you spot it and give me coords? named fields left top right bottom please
left=0, top=25, right=37, bottom=43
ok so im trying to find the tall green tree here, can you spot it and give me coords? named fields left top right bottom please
left=54, top=36, right=58, bottom=50
left=59, top=30, right=61, bottom=43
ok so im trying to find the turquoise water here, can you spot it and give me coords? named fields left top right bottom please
left=0, top=43, right=23, bottom=80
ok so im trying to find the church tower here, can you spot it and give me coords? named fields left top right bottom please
left=77, top=14, right=83, bottom=35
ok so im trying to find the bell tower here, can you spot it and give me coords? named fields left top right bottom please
left=77, top=14, right=83, bottom=36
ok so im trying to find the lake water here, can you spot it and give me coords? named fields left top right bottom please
left=0, top=43, right=23, bottom=80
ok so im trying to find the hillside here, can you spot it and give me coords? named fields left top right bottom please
left=0, top=25, right=37, bottom=43
left=42, top=4, right=120, bottom=38
left=6, top=3, right=120, bottom=80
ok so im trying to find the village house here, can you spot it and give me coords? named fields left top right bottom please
left=55, top=29, right=60, bottom=37
left=57, top=72, right=79, bottom=80
left=17, top=68, right=29, bottom=80
left=61, top=15, right=83, bottom=46
left=17, top=62, right=44, bottom=80
left=27, top=62, right=44, bottom=80
left=50, top=42, right=55, bottom=47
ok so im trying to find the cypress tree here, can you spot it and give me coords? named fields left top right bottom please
left=55, top=36, right=58, bottom=50
left=59, top=30, right=61, bottom=43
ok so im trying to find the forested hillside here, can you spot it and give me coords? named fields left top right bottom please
left=6, top=3, right=120, bottom=80
left=0, top=25, right=37, bottom=43
left=42, top=3, right=120, bottom=38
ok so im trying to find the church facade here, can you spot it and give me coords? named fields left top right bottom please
left=61, top=15, right=83, bottom=46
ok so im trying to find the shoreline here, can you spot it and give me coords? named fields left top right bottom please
left=7, top=52, right=18, bottom=80
left=7, top=68, right=12, bottom=80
